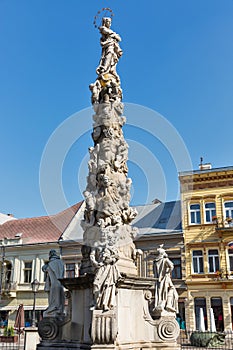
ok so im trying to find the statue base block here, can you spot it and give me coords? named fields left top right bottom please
left=37, top=275, right=180, bottom=350
left=38, top=343, right=180, bottom=350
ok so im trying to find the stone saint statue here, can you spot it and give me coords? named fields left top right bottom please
left=96, top=17, right=123, bottom=80
left=90, top=243, right=121, bottom=311
left=42, top=249, right=65, bottom=317
left=153, top=245, right=178, bottom=315
left=89, top=16, right=123, bottom=104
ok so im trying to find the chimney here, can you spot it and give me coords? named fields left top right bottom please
left=199, top=157, right=212, bottom=171
left=152, top=198, right=162, bottom=205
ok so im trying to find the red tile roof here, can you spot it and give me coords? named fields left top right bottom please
left=0, top=202, right=83, bottom=244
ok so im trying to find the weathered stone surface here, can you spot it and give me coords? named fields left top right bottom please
left=24, top=327, right=40, bottom=350
left=38, top=275, right=180, bottom=349
left=38, top=274, right=180, bottom=349
left=152, top=245, right=179, bottom=316
left=38, top=317, right=61, bottom=340
left=80, top=16, right=139, bottom=317
left=90, top=17, right=123, bottom=105
left=42, top=250, right=65, bottom=318
left=91, top=310, right=117, bottom=344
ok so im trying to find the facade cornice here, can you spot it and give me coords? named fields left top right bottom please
left=179, top=170, right=233, bottom=191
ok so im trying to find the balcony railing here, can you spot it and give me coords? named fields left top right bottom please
left=213, top=219, right=233, bottom=229
left=1, top=281, right=17, bottom=292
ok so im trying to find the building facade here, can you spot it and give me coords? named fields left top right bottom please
left=0, top=199, right=186, bottom=327
left=179, top=165, right=233, bottom=331
left=0, top=203, right=81, bottom=327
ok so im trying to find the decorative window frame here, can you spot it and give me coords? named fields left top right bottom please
left=20, top=259, right=35, bottom=284
left=189, top=203, right=201, bottom=225
left=227, top=249, right=233, bottom=274
left=192, top=249, right=204, bottom=274
left=207, top=249, right=220, bottom=273
left=204, top=201, right=216, bottom=224
left=223, top=200, right=233, bottom=221
left=23, top=261, right=33, bottom=283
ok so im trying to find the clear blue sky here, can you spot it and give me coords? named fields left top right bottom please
left=0, top=0, right=233, bottom=218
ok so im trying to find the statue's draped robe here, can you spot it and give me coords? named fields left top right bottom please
left=153, top=256, right=178, bottom=312
left=44, top=258, right=65, bottom=316
left=94, top=262, right=121, bottom=310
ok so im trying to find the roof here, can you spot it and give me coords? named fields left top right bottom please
left=132, top=200, right=182, bottom=236
left=60, top=200, right=182, bottom=243
left=179, top=165, right=233, bottom=177
left=59, top=201, right=85, bottom=242
left=0, top=202, right=82, bottom=245
left=0, top=213, right=17, bottom=225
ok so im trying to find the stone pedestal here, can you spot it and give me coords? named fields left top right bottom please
left=24, top=327, right=40, bottom=350
left=37, top=275, right=180, bottom=350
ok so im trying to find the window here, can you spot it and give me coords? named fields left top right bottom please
left=192, top=250, right=204, bottom=273
left=224, top=201, right=233, bottom=219
left=5, top=263, right=12, bottom=283
left=43, top=261, right=49, bottom=282
left=65, top=263, right=76, bottom=278
left=170, top=258, right=182, bottom=279
left=24, top=262, right=32, bottom=283
left=0, top=311, right=9, bottom=327
left=230, top=298, right=233, bottom=331
left=205, top=202, right=216, bottom=223
left=228, top=250, right=233, bottom=271
left=190, top=204, right=201, bottom=224
left=208, top=249, right=220, bottom=273
left=211, top=297, right=224, bottom=332
left=24, top=310, right=43, bottom=327
left=194, top=298, right=207, bottom=330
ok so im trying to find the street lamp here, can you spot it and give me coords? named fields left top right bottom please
left=31, top=279, right=40, bottom=327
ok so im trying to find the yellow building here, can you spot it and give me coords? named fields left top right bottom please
left=179, top=164, right=233, bottom=331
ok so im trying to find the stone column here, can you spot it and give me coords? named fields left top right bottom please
left=80, top=16, right=138, bottom=278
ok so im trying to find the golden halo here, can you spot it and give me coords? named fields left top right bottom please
left=93, top=8, right=114, bottom=29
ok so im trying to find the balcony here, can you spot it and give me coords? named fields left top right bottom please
left=1, top=281, right=17, bottom=297
left=212, top=218, right=233, bottom=238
